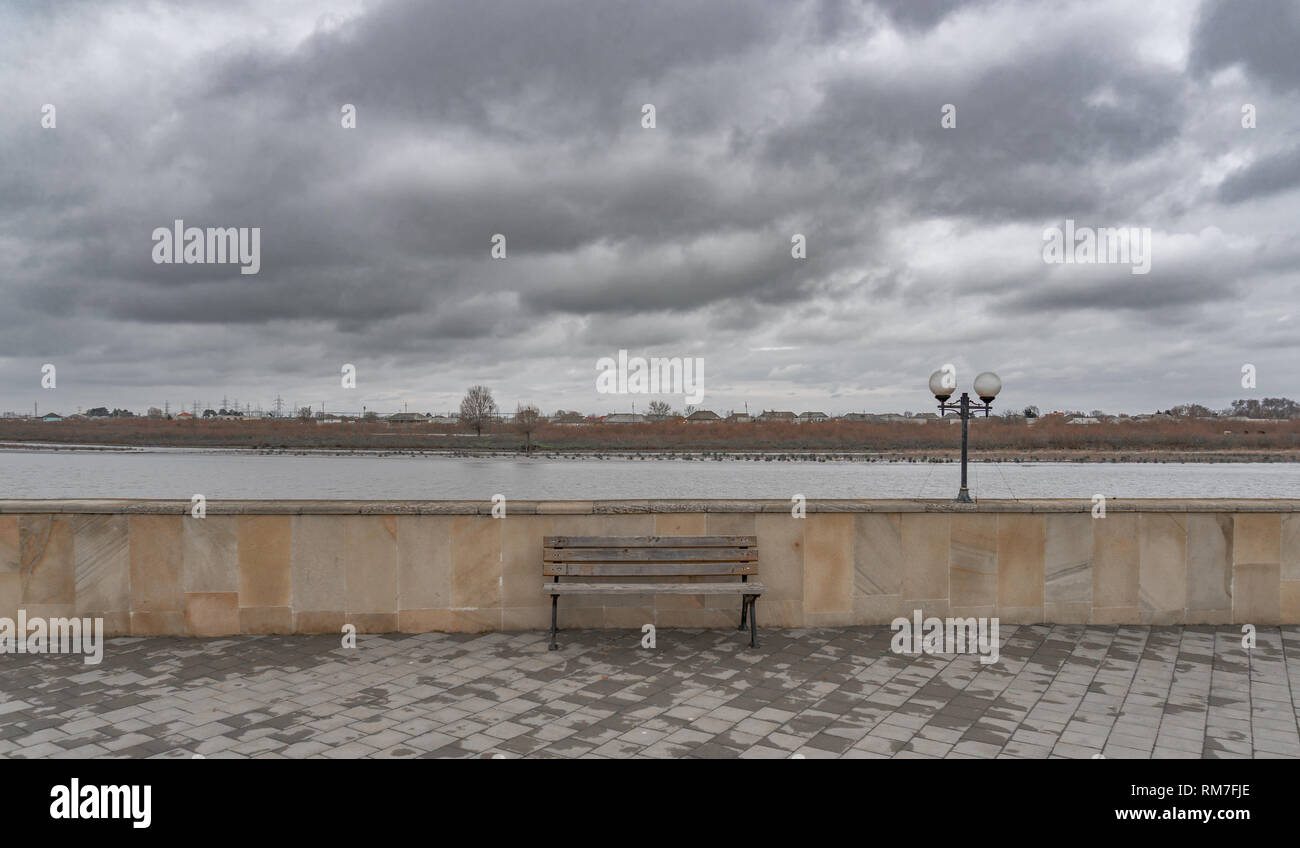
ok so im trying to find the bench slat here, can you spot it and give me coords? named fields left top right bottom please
left=544, top=547, right=756, bottom=563
left=544, top=562, right=757, bottom=577
left=544, top=582, right=766, bottom=595
left=544, top=535, right=756, bottom=548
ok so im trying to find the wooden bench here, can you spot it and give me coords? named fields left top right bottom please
left=543, top=535, right=764, bottom=650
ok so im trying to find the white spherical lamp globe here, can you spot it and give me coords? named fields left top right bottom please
left=973, top=371, right=1002, bottom=402
left=929, top=369, right=954, bottom=400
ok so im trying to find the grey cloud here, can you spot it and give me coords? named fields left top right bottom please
left=1217, top=144, right=1300, bottom=203
left=1191, top=0, right=1300, bottom=92
left=0, top=0, right=1296, bottom=416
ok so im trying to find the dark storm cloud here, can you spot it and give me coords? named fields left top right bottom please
left=761, top=43, right=1185, bottom=224
left=227, top=0, right=781, bottom=138
left=1217, top=144, right=1300, bottom=203
left=1190, top=0, right=1300, bottom=92
left=0, top=0, right=1297, bottom=416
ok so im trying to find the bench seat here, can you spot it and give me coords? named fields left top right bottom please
left=543, top=534, right=762, bottom=649
left=544, top=581, right=767, bottom=595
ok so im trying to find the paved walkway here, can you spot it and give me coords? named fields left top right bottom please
left=2, top=625, right=1298, bottom=758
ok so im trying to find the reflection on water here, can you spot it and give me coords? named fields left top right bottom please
left=1, top=449, right=1297, bottom=499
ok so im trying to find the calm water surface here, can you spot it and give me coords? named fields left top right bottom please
left=1, top=448, right=1297, bottom=499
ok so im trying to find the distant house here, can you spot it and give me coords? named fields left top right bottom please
left=427, top=414, right=458, bottom=425
left=1067, top=417, right=1099, bottom=425
left=386, top=412, right=430, bottom=424
left=686, top=410, right=721, bottom=423
left=912, top=412, right=939, bottom=421
left=603, top=413, right=645, bottom=424
left=552, top=411, right=587, bottom=426
left=177, top=412, right=194, bottom=420
left=42, top=413, right=63, bottom=422
left=726, top=412, right=752, bottom=423
left=839, top=412, right=875, bottom=422
left=798, top=411, right=829, bottom=423
left=757, top=410, right=797, bottom=423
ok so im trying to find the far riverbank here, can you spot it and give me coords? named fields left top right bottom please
left=2, top=415, right=1296, bottom=461
left=2, top=440, right=1297, bottom=463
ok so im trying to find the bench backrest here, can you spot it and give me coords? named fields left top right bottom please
left=543, top=535, right=758, bottom=578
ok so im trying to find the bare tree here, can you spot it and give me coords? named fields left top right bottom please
left=646, top=400, right=672, bottom=418
left=515, top=403, right=541, bottom=452
left=459, top=385, right=498, bottom=435
left=298, top=406, right=314, bottom=421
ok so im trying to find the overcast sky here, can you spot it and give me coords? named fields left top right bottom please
left=1, top=0, right=1297, bottom=418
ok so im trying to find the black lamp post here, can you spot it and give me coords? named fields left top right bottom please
left=929, top=369, right=1002, bottom=503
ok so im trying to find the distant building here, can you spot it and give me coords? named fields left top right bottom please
left=42, top=413, right=63, bottom=422
left=726, top=412, right=752, bottom=423
left=798, top=411, right=829, bottom=423
left=603, top=413, right=645, bottom=424
left=386, top=412, right=430, bottom=423
left=177, top=412, right=194, bottom=420
left=839, top=412, right=875, bottom=422
left=757, top=410, right=797, bottom=423
left=686, top=410, right=721, bottom=423
left=1067, top=417, right=1099, bottom=425
left=552, top=411, right=587, bottom=426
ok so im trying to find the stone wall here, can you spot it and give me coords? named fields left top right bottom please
left=1, top=499, right=1297, bottom=635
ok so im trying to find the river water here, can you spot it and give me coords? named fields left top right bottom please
left=1, top=448, right=1297, bottom=499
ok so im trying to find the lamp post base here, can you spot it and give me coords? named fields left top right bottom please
left=955, top=488, right=973, bottom=503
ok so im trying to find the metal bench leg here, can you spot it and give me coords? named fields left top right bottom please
left=738, top=594, right=749, bottom=630
left=548, top=594, right=559, bottom=651
left=749, top=597, right=758, bottom=649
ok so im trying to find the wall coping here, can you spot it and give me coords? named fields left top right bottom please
left=1, top=498, right=1298, bottom=514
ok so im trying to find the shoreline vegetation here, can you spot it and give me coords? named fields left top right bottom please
left=2, top=417, right=1297, bottom=463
